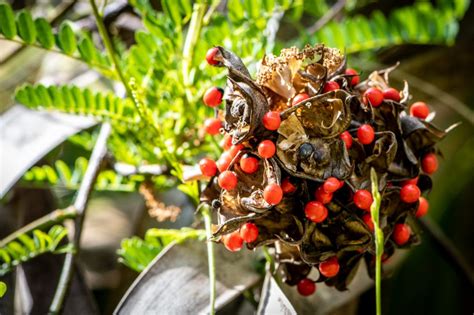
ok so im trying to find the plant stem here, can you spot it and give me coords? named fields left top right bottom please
left=0, top=207, right=77, bottom=247
left=370, top=168, right=383, bottom=315
left=182, top=2, right=206, bottom=103
left=48, top=123, right=111, bottom=314
left=201, top=204, right=216, bottom=315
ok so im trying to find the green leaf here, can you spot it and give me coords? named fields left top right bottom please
left=57, top=21, right=77, bottom=55
left=0, top=3, right=17, bottom=39
left=0, top=281, right=6, bottom=298
left=16, top=10, right=36, bottom=44
left=77, top=35, right=96, bottom=63
left=34, top=17, right=54, bottom=49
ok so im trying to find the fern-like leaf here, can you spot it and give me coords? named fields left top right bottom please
left=15, top=84, right=137, bottom=124
left=0, top=225, right=73, bottom=276
left=22, top=157, right=145, bottom=192
left=118, top=228, right=206, bottom=272
left=0, top=2, right=112, bottom=75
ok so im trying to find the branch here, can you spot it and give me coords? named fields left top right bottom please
left=0, top=207, right=77, bottom=248
left=48, top=122, right=111, bottom=314
left=200, top=204, right=216, bottom=315
left=419, top=216, right=474, bottom=289
left=370, top=168, right=383, bottom=315
left=307, top=0, right=347, bottom=35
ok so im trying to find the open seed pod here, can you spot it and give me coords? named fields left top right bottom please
left=197, top=44, right=455, bottom=293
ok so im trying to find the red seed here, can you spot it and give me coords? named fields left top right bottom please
left=262, top=111, right=281, bottom=130
left=323, top=81, right=340, bottom=93
left=340, top=131, right=353, bottom=149
left=363, top=87, right=384, bottom=107
left=422, top=153, right=438, bottom=174
left=297, top=278, right=316, bottom=296
left=218, top=171, right=238, bottom=191
left=362, top=213, right=374, bottom=232
left=258, top=140, right=276, bottom=159
left=323, top=177, right=340, bottom=193
left=199, top=158, right=217, bottom=177
left=204, top=118, right=222, bottom=135
left=416, top=197, right=429, bottom=218
left=206, top=47, right=220, bottom=66
left=383, top=88, right=401, bottom=102
left=228, top=144, right=244, bottom=158
left=221, top=134, right=233, bottom=151
left=357, top=124, right=375, bottom=145
left=319, top=256, right=340, bottom=278
left=345, top=68, right=360, bottom=86
left=281, top=177, right=297, bottom=194
left=393, top=223, right=411, bottom=246
left=353, top=189, right=373, bottom=211
left=314, top=186, right=333, bottom=204
left=240, top=223, right=259, bottom=243
left=402, top=176, right=419, bottom=186
left=400, top=184, right=421, bottom=203
left=410, top=102, right=430, bottom=119
left=263, top=183, right=283, bottom=205
left=203, top=87, right=224, bottom=107
left=304, top=201, right=328, bottom=223
left=292, top=93, right=309, bottom=106
left=240, top=154, right=259, bottom=174
left=222, top=230, right=243, bottom=251
left=216, top=152, right=233, bottom=172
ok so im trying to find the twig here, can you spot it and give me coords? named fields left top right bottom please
left=307, top=0, right=347, bottom=35
left=370, top=168, right=383, bottom=315
left=48, top=122, right=111, bottom=314
left=419, top=216, right=474, bottom=289
left=0, top=207, right=77, bottom=247
left=201, top=204, right=216, bottom=315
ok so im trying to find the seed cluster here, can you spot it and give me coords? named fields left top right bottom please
left=198, top=45, right=451, bottom=294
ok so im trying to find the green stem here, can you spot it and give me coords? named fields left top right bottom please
left=201, top=204, right=216, bottom=315
left=370, top=168, right=383, bottom=315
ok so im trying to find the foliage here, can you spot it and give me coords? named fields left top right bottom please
left=0, top=281, right=5, bottom=298
left=0, top=225, right=73, bottom=277
left=118, top=228, right=206, bottom=272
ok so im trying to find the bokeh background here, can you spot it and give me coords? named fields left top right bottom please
left=1, top=0, right=473, bottom=314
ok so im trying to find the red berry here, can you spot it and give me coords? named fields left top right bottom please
left=345, top=68, right=360, bottom=86
left=222, top=230, right=243, bottom=252
left=422, top=153, right=438, bottom=174
left=357, top=124, right=375, bottom=145
left=340, top=131, right=353, bottom=149
left=221, top=134, right=233, bottom=151
left=204, top=118, right=222, bottom=135
left=297, top=278, right=316, bottom=296
left=216, top=152, right=233, bottom=172
left=323, top=81, right=340, bottom=93
left=314, top=186, right=333, bottom=204
left=402, top=176, right=418, bottom=186
left=353, top=189, right=373, bottom=211
left=393, top=223, right=411, bottom=246
left=410, top=102, right=430, bottom=119
left=203, top=87, right=224, bottom=107
left=218, top=171, right=238, bottom=191
left=400, top=184, right=421, bottom=203
left=281, top=178, right=297, bottom=194
left=228, top=144, right=244, bottom=158
left=304, top=201, right=328, bottom=223
left=323, top=177, right=340, bottom=193
left=363, top=87, right=384, bottom=107
left=258, top=140, right=276, bottom=158
left=262, top=111, right=281, bottom=130
left=362, top=213, right=374, bottom=232
left=383, top=88, right=401, bottom=102
left=240, top=223, right=259, bottom=243
left=416, top=197, right=429, bottom=218
left=338, top=180, right=345, bottom=189
left=292, top=93, right=309, bottom=106
left=263, top=183, right=283, bottom=205
left=240, top=155, right=259, bottom=174
left=206, top=47, right=220, bottom=66
left=319, top=256, right=340, bottom=278
left=199, top=158, right=217, bottom=177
